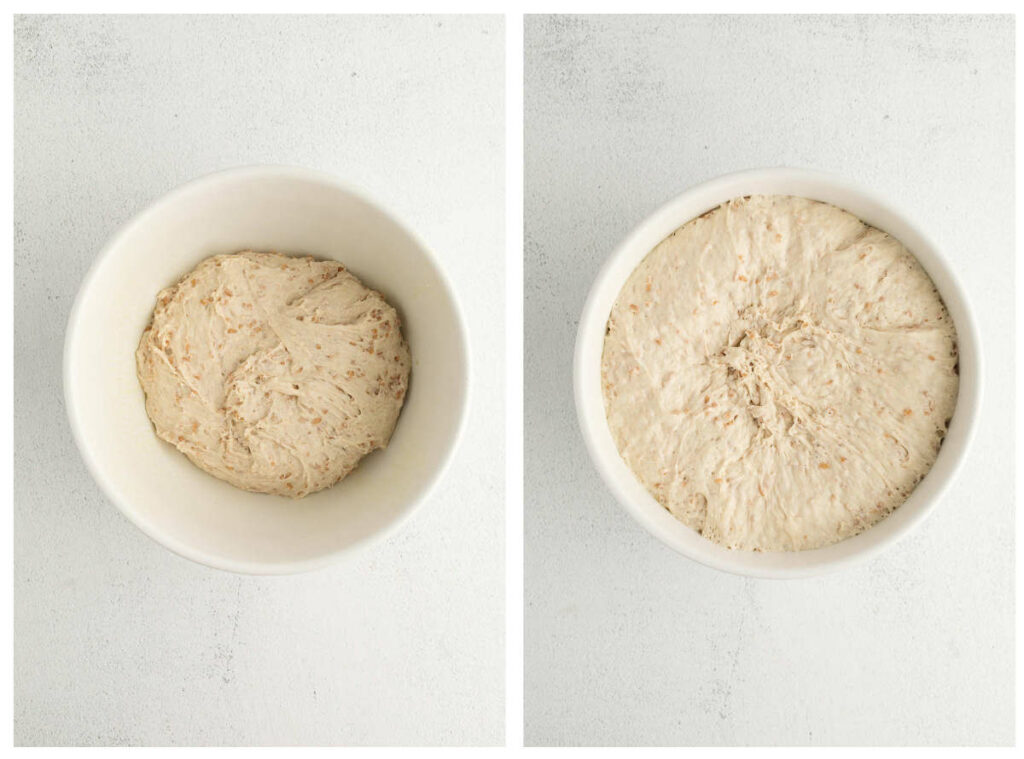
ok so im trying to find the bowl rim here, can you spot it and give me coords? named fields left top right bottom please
left=63, top=163, right=471, bottom=575
left=573, top=167, right=982, bottom=579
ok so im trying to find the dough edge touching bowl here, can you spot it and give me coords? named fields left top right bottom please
left=64, top=165, right=470, bottom=575
left=573, top=167, right=982, bottom=579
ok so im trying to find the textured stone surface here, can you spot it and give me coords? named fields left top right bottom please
left=14, top=14, right=504, bottom=746
left=524, top=14, right=1013, bottom=746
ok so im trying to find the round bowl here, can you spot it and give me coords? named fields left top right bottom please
left=64, top=165, right=469, bottom=574
left=574, top=167, right=981, bottom=578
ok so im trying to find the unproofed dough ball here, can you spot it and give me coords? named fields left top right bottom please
left=137, top=251, right=411, bottom=498
left=602, top=196, right=959, bottom=551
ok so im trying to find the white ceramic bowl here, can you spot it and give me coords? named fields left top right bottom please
left=574, top=168, right=981, bottom=578
left=65, top=165, right=469, bottom=574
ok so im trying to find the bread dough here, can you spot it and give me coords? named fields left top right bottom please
left=602, top=196, right=958, bottom=551
left=137, top=251, right=410, bottom=498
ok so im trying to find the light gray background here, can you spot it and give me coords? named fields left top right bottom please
left=525, top=15, right=1013, bottom=747
left=15, top=15, right=504, bottom=746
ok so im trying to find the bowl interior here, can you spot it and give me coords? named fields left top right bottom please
left=575, top=169, right=980, bottom=578
left=65, top=167, right=467, bottom=573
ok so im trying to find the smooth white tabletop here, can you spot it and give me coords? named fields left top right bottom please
left=14, top=15, right=504, bottom=746
left=524, top=15, right=1013, bottom=746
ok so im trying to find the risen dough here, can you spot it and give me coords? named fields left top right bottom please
left=602, top=196, right=958, bottom=551
left=137, top=251, right=410, bottom=498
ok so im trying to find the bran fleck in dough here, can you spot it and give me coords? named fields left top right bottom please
left=137, top=251, right=410, bottom=498
left=601, top=196, right=959, bottom=551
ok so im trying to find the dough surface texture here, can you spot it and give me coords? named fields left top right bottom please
left=137, top=251, right=410, bottom=498
left=601, top=196, right=958, bottom=551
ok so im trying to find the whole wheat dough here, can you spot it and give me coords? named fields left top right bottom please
left=601, top=196, right=958, bottom=551
left=137, top=251, right=410, bottom=498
